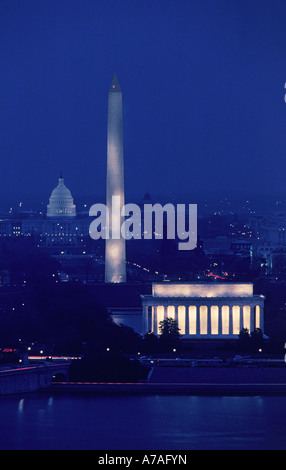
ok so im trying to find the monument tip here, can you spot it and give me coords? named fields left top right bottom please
left=109, top=73, right=121, bottom=92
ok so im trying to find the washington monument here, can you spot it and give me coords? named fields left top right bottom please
left=105, top=73, right=127, bottom=283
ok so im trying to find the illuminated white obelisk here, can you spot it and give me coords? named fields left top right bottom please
left=105, top=73, right=126, bottom=283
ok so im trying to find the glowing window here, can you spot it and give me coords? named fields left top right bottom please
left=232, top=306, right=240, bottom=335
left=243, top=306, right=251, bottom=332
left=157, top=306, right=164, bottom=334
left=178, top=306, right=186, bottom=335
left=151, top=307, right=155, bottom=334
left=188, top=306, right=197, bottom=334
left=167, top=305, right=175, bottom=320
left=222, top=306, right=229, bottom=335
left=211, top=306, right=219, bottom=335
left=255, top=306, right=260, bottom=329
left=200, top=306, right=208, bottom=335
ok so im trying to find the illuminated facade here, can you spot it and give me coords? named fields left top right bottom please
left=141, top=282, right=265, bottom=339
left=0, top=215, right=90, bottom=247
left=105, top=74, right=126, bottom=283
left=0, top=175, right=89, bottom=247
left=47, top=173, right=76, bottom=218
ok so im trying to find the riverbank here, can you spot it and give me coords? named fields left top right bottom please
left=47, top=364, right=286, bottom=395
left=48, top=381, right=286, bottom=396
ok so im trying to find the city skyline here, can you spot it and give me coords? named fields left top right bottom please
left=1, top=0, right=286, bottom=208
left=1, top=1, right=286, bottom=452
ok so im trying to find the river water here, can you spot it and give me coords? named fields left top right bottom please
left=0, top=393, right=286, bottom=450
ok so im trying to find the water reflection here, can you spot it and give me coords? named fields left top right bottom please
left=1, top=394, right=286, bottom=450
left=18, top=398, right=24, bottom=414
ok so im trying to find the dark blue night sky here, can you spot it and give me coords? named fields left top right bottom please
left=1, top=0, right=286, bottom=208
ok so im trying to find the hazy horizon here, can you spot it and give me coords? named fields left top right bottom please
left=1, top=0, right=286, bottom=212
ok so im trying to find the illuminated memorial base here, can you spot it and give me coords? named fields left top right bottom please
left=105, top=238, right=126, bottom=283
left=141, top=283, right=265, bottom=339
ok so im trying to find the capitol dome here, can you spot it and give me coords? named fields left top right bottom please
left=47, top=174, right=76, bottom=218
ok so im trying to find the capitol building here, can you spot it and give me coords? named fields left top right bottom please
left=46, top=173, right=76, bottom=218
left=0, top=174, right=90, bottom=248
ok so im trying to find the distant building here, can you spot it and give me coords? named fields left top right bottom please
left=250, top=212, right=286, bottom=246
left=47, top=173, right=76, bottom=218
left=141, top=282, right=265, bottom=339
left=0, top=174, right=90, bottom=248
left=249, top=212, right=286, bottom=273
left=202, top=236, right=252, bottom=258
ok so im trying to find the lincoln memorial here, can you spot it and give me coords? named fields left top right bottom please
left=141, top=282, right=265, bottom=339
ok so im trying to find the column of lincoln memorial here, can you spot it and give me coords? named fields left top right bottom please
left=141, top=283, right=265, bottom=339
